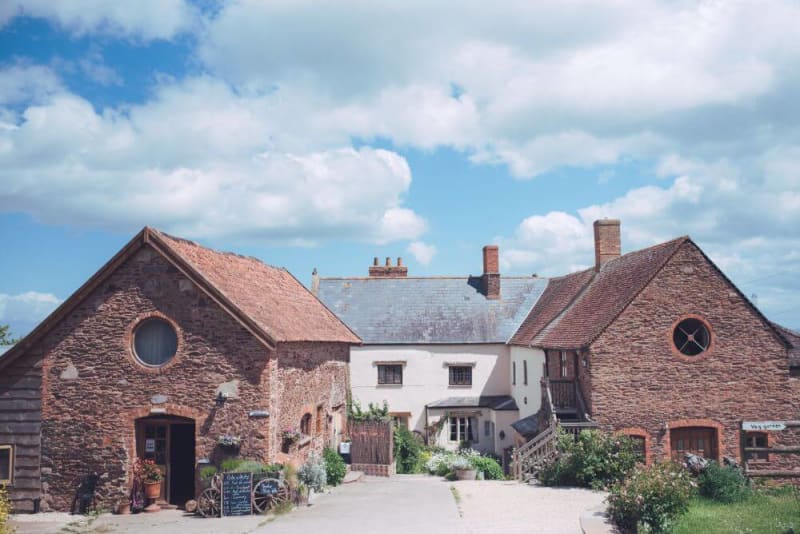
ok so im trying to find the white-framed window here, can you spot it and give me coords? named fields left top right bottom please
left=448, top=416, right=477, bottom=443
left=391, top=414, right=409, bottom=430
left=0, top=445, right=12, bottom=485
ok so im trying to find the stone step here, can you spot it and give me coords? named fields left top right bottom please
left=342, top=471, right=365, bottom=484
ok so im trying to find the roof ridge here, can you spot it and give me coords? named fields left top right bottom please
left=318, top=275, right=545, bottom=281
left=152, top=228, right=282, bottom=270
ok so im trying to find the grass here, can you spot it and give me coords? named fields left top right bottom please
left=671, top=489, right=800, bottom=534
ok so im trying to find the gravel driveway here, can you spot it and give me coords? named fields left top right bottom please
left=10, top=476, right=608, bottom=534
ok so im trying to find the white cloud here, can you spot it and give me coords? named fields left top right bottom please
left=0, top=74, right=427, bottom=244
left=0, top=291, right=61, bottom=324
left=0, top=0, right=196, bottom=40
left=407, top=241, right=437, bottom=266
left=78, top=49, right=122, bottom=86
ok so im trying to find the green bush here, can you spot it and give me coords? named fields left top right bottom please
left=470, top=456, right=504, bottom=480
left=199, top=465, right=218, bottom=480
left=220, top=458, right=244, bottom=472
left=539, top=429, right=639, bottom=489
left=323, top=447, right=346, bottom=486
left=0, top=484, right=12, bottom=534
left=607, top=462, right=695, bottom=534
left=394, top=426, right=422, bottom=474
left=698, top=462, right=750, bottom=503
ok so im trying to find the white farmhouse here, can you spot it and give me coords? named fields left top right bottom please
left=315, top=246, right=546, bottom=459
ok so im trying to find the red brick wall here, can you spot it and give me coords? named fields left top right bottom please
left=588, top=241, right=795, bottom=466
left=24, top=245, right=348, bottom=511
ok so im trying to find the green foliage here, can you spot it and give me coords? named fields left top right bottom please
left=672, top=488, right=800, bottom=534
left=538, top=429, right=639, bottom=489
left=469, top=456, right=504, bottom=480
left=424, top=448, right=481, bottom=477
left=323, top=447, right=346, bottom=486
left=298, top=451, right=326, bottom=491
left=348, top=399, right=390, bottom=422
left=199, top=466, right=218, bottom=480
left=607, top=461, right=695, bottom=534
left=220, top=458, right=244, bottom=472
left=698, top=462, right=750, bottom=503
left=0, top=325, right=18, bottom=347
left=394, top=426, right=422, bottom=474
left=0, top=484, right=12, bottom=534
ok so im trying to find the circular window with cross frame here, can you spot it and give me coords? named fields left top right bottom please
left=672, top=317, right=711, bottom=357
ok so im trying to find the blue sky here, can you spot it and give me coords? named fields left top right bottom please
left=1, top=0, right=799, bottom=338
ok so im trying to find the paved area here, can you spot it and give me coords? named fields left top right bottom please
left=10, top=476, right=609, bottom=534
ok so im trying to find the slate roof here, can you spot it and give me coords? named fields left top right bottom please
left=155, top=230, right=360, bottom=344
left=772, top=322, right=800, bottom=367
left=510, top=414, right=540, bottom=438
left=316, top=276, right=548, bottom=344
left=515, top=237, right=688, bottom=349
left=427, top=395, right=519, bottom=411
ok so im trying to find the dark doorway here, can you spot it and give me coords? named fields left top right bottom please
left=135, top=415, right=196, bottom=508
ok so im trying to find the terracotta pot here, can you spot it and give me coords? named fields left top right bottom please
left=117, top=503, right=131, bottom=515
left=144, top=481, right=162, bottom=499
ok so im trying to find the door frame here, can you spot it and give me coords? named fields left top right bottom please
left=135, top=415, right=195, bottom=504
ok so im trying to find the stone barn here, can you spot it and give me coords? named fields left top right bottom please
left=0, top=227, right=359, bottom=512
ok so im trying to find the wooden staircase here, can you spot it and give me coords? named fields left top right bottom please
left=512, top=378, right=597, bottom=481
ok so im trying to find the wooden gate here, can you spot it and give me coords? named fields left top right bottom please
left=348, top=420, right=394, bottom=476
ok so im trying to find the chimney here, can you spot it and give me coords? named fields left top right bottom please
left=311, top=268, right=319, bottom=295
left=482, top=245, right=500, bottom=299
left=594, top=219, right=621, bottom=271
left=368, top=256, right=408, bottom=277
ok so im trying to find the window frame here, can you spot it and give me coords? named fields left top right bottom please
left=0, top=445, right=12, bottom=485
left=745, top=432, right=769, bottom=463
left=523, top=360, right=528, bottom=385
left=300, top=413, right=312, bottom=436
left=512, top=361, right=516, bottom=385
left=131, top=316, right=179, bottom=368
left=448, top=365, right=472, bottom=386
left=377, top=364, right=403, bottom=385
left=448, top=416, right=477, bottom=443
left=669, top=315, right=715, bottom=361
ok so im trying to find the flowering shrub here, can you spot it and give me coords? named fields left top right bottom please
left=470, top=456, right=504, bottom=480
left=425, top=448, right=487, bottom=477
left=298, top=451, right=327, bottom=491
left=607, top=461, right=695, bottom=533
left=282, top=428, right=302, bottom=442
left=134, top=458, right=163, bottom=483
left=539, top=429, right=639, bottom=489
left=323, top=447, right=346, bottom=486
left=0, top=484, right=11, bottom=534
left=450, top=456, right=473, bottom=471
left=217, top=434, right=242, bottom=448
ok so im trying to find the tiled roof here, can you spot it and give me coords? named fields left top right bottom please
left=772, top=322, right=800, bottom=367
left=427, top=395, right=519, bottom=411
left=509, top=269, right=594, bottom=346
left=316, top=276, right=547, bottom=344
left=154, top=230, right=360, bottom=344
left=519, top=237, right=688, bottom=349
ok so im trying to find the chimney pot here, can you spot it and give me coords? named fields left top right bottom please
left=594, top=219, right=621, bottom=271
left=385, top=257, right=391, bottom=266
left=397, top=257, right=403, bottom=266
left=373, top=257, right=379, bottom=266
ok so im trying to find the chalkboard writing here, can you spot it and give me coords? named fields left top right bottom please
left=222, top=472, right=252, bottom=516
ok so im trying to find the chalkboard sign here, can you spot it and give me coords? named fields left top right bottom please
left=222, top=472, right=252, bottom=516
left=255, top=479, right=280, bottom=496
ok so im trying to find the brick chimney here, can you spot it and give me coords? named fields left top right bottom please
left=368, top=256, right=408, bottom=277
left=482, top=245, right=500, bottom=299
left=593, top=219, right=621, bottom=271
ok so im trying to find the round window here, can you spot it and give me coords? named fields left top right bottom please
left=673, top=318, right=710, bottom=356
left=133, top=318, right=178, bottom=366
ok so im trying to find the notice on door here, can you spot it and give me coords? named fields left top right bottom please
left=145, top=439, right=156, bottom=453
left=222, top=472, right=252, bottom=516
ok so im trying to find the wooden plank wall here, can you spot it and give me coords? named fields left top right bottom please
left=0, top=352, right=43, bottom=512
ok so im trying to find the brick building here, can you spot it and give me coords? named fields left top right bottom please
left=511, top=220, right=800, bottom=471
left=0, top=228, right=359, bottom=512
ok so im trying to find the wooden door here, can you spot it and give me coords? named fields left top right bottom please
left=670, top=428, right=717, bottom=460
left=138, top=422, right=169, bottom=501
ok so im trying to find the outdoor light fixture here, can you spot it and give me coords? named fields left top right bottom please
left=215, top=392, right=227, bottom=406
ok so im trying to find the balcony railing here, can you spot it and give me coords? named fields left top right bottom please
left=548, top=379, right=576, bottom=411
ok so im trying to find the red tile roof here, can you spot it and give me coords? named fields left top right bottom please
left=153, top=230, right=360, bottom=344
left=772, top=322, right=800, bottom=366
left=514, top=237, right=688, bottom=349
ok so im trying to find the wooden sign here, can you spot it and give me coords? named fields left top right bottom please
left=222, top=472, right=252, bottom=516
left=742, top=421, right=786, bottom=431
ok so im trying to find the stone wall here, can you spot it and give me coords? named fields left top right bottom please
left=588, top=241, right=796, bottom=468
left=27, top=245, right=349, bottom=511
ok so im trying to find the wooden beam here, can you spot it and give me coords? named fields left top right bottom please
left=746, top=470, right=800, bottom=478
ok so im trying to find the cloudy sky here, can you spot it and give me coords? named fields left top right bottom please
left=1, top=0, right=799, bottom=339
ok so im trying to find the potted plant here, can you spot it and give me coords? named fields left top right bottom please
left=135, top=458, right=163, bottom=499
left=282, top=428, right=302, bottom=443
left=216, top=434, right=242, bottom=450
left=451, top=456, right=476, bottom=480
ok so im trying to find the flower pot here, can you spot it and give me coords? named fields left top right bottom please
left=117, top=502, right=131, bottom=515
left=144, top=481, right=162, bottom=499
left=455, top=469, right=476, bottom=481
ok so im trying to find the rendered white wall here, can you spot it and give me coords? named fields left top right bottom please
left=350, top=344, right=511, bottom=433
left=509, top=346, right=545, bottom=420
